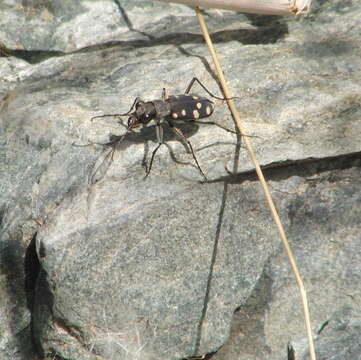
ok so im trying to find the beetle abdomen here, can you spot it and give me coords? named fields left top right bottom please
left=166, top=94, right=214, bottom=120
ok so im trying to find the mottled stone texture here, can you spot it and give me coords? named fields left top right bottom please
left=0, top=0, right=360, bottom=359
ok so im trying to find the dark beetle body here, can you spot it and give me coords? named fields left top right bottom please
left=165, top=94, right=215, bottom=121
left=129, top=94, right=215, bottom=128
left=89, top=77, right=227, bottom=181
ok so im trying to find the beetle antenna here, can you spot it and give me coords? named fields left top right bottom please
left=91, top=112, right=129, bottom=122
left=91, top=97, right=141, bottom=122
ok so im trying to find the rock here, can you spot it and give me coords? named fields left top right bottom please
left=212, top=165, right=361, bottom=360
left=0, top=0, right=360, bottom=359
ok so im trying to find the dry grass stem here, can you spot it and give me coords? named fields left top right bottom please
left=194, top=7, right=316, bottom=360
left=158, top=0, right=311, bottom=15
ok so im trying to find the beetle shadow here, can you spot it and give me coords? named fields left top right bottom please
left=95, top=117, right=242, bottom=184
left=88, top=121, right=201, bottom=184
left=142, top=122, right=203, bottom=171
left=192, top=129, right=243, bottom=356
left=125, top=121, right=200, bottom=146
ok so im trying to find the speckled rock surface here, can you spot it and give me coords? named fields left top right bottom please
left=0, top=0, right=360, bottom=359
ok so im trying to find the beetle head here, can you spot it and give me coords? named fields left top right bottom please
left=127, top=101, right=156, bottom=129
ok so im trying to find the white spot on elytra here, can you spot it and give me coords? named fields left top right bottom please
left=181, top=109, right=186, bottom=116
left=206, top=106, right=211, bottom=115
left=193, top=110, right=200, bottom=119
left=196, top=102, right=202, bottom=109
left=192, top=96, right=199, bottom=100
left=172, top=113, right=178, bottom=119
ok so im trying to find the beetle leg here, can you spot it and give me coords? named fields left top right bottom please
left=156, top=120, right=164, bottom=143
left=162, top=88, right=168, bottom=101
left=167, top=121, right=207, bottom=181
left=184, top=77, right=197, bottom=94
left=184, top=77, right=238, bottom=101
left=184, top=77, right=223, bottom=100
left=145, top=120, right=163, bottom=178
left=191, top=119, right=237, bottom=134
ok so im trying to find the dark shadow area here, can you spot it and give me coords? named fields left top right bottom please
left=1, top=26, right=284, bottom=65
left=75, top=20, right=287, bottom=51
left=191, top=151, right=361, bottom=358
left=94, top=120, right=201, bottom=158
left=287, top=342, right=296, bottom=360
left=190, top=247, right=277, bottom=359
left=24, top=232, right=43, bottom=359
left=33, top=268, right=106, bottom=360
left=229, top=128, right=243, bottom=174
left=0, top=41, right=12, bottom=57
left=215, top=151, right=361, bottom=184
left=0, top=230, right=39, bottom=359
left=85, top=114, right=237, bottom=184
left=182, top=351, right=216, bottom=360
left=232, top=264, right=274, bottom=357
left=0, top=40, right=64, bottom=64
left=112, top=120, right=200, bottom=145
left=1, top=49, right=65, bottom=64
left=31, top=269, right=55, bottom=359
left=1, top=6, right=288, bottom=64
left=24, top=233, right=41, bottom=312
left=244, top=14, right=289, bottom=44
left=193, top=181, right=228, bottom=356
left=85, top=121, right=202, bottom=184
left=205, top=261, right=274, bottom=360
left=189, top=100, right=244, bottom=353
left=113, top=4, right=288, bottom=47
left=189, top=129, right=243, bottom=352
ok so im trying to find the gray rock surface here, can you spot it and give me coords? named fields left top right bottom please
left=0, top=0, right=360, bottom=359
left=212, top=164, right=361, bottom=360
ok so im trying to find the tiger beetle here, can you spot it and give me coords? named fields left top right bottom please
left=88, top=77, right=236, bottom=183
